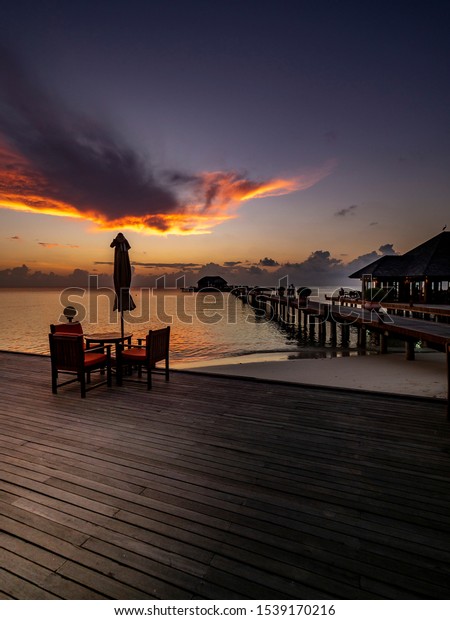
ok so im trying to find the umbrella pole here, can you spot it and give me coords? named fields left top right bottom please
left=121, top=311, right=124, bottom=339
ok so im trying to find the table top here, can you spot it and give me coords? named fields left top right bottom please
left=85, top=332, right=133, bottom=343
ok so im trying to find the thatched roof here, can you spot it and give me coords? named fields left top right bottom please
left=349, top=231, right=450, bottom=279
left=197, top=275, right=228, bottom=286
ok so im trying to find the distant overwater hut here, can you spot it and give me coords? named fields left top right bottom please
left=349, top=231, right=450, bottom=304
left=197, top=275, right=232, bottom=292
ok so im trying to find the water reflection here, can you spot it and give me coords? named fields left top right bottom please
left=0, top=288, right=378, bottom=363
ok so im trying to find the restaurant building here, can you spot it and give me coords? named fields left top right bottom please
left=349, top=231, right=450, bottom=304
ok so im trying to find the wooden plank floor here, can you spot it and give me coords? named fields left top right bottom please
left=0, top=351, right=450, bottom=600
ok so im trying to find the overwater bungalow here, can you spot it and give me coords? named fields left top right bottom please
left=180, top=276, right=233, bottom=292
left=349, top=231, right=450, bottom=304
left=196, top=275, right=231, bottom=291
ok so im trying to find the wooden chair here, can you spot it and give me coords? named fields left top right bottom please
left=50, top=322, right=86, bottom=348
left=49, top=333, right=112, bottom=398
left=50, top=322, right=84, bottom=335
left=117, top=327, right=170, bottom=389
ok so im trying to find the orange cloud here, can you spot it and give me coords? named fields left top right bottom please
left=38, top=242, right=80, bottom=248
left=0, top=47, right=336, bottom=235
left=0, top=142, right=335, bottom=235
left=187, top=163, right=336, bottom=213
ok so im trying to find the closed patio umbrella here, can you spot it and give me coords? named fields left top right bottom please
left=110, top=232, right=136, bottom=338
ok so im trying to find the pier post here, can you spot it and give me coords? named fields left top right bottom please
left=379, top=333, right=388, bottom=354
left=447, top=343, right=450, bottom=419
left=340, top=323, right=350, bottom=346
left=303, top=310, right=308, bottom=328
left=287, top=299, right=293, bottom=326
left=357, top=327, right=366, bottom=349
left=361, top=329, right=367, bottom=349
left=330, top=319, right=337, bottom=344
left=317, top=308, right=327, bottom=344
left=405, top=340, right=415, bottom=361
left=309, top=315, right=316, bottom=337
left=318, top=316, right=326, bottom=343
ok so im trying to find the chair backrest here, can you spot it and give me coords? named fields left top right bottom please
left=146, top=326, right=170, bottom=364
left=49, top=333, right=85, bottom=371
left=50, top=322, right=84, bottom=335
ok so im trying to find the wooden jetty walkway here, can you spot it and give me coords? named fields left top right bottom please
left=0, top=351, right=450, bottom=599
left=242, top=292, right=450, bottom=405
left=245, top=292, right=450, bottom=352
left=307, top=300, right=450, bottom=350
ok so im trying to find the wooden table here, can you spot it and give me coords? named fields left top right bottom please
left=85, top=331, right=132, bottom=350
left=85, top=332, right=133, bottom=383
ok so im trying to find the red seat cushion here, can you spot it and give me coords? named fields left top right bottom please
left=84, top=352, right=108, bottom=367
left=122, top=348, right=146, bottom=362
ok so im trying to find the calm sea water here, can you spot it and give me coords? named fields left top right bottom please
left=0, top=287, right=363, bottom=365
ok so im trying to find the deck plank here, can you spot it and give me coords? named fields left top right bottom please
left=0, top=351, right=450, bottom=599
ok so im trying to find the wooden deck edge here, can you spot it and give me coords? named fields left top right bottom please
left=1, top=349, right=447, bottom=406
left=176, top=367, right=448, bottom=405
left=0, top=349, right=48, bottom=358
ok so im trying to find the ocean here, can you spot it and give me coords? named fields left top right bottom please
left=0, top=286, right=362, bottom=365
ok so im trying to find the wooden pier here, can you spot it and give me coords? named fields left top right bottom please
left=244, top=292, right=450, bottom=350
left=241, top=292, right=450, bottom=404
left=0, top=351, right=450, bottom=599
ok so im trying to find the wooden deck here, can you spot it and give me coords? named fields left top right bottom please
left=1, top=351, right=450, bottom=600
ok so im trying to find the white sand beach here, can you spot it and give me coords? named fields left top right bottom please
left=178, top=350, right=448, bottom=399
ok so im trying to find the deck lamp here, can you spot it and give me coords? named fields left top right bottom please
left=63, top=305, right=77, bottom=323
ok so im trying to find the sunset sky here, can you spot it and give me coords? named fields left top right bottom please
left=1, top=1, right=449, bottom=287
